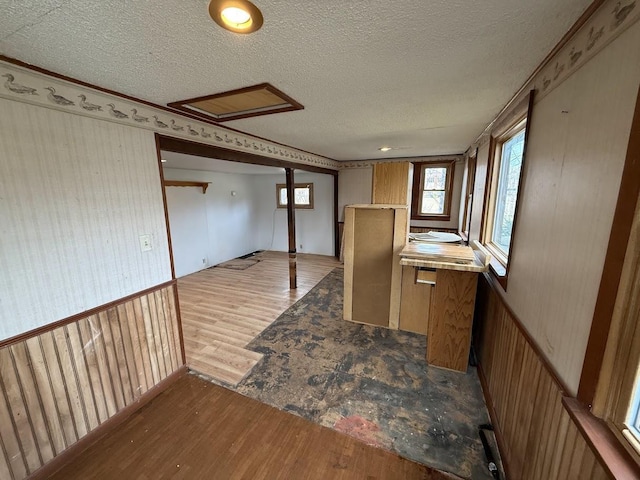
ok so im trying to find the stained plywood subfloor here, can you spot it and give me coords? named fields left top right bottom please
left=179, top=251, right=342, bottom=385
left=49, top=374, right=453, bottom=480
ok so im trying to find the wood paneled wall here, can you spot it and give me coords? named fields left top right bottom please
left=467, top=20, right=640, bottom=394
left=476, top=276, right=610, bottom=479
left=0, top=283, right=182, bottom=480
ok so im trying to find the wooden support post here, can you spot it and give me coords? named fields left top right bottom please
left=286, top=168, right=297, bottom=289
left=334, top=174, right=339, bottom=258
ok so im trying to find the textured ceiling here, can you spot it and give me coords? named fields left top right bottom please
left=0, top=0, right=592, bottom=161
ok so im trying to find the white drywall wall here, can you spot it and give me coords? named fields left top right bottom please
left=163, top=168, right=259, bottom=277
left=251, top=172, right=335, bottom=256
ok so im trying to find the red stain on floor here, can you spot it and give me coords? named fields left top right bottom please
left=334, top=415, right=382, bottom=447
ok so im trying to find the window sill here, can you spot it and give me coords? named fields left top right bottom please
left=562, top=397, right=640, bottom=478
left=487, top=256, right=508, bottom=290
left=410, top=214, right=451, bottom=222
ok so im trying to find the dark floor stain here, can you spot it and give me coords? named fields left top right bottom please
left=218, top=268, right=493, bottom=480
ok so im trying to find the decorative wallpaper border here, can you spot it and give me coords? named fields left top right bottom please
left=339, top=155, right=463, bottom=169
left=473, top=0, right=638, bottom=149
left=0, top=60, right=340, bottom=171
left=533, top=0, right=637, bottom=100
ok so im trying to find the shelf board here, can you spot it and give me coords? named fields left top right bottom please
left=164, top=180, right=210, bottom=194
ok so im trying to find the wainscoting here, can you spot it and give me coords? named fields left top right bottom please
left=0, top=282, right=183, bottom=480
left=475, top=275, right=609, bottom=479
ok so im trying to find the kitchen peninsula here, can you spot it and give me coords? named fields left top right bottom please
left=343, top=204, right=489, bottom=373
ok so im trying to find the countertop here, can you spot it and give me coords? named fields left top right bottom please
left=399, top=242, right=489, bottom=273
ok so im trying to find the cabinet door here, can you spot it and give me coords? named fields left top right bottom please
left=350, top=208, right=394, bottom=327
left=399, top=266, right=431, bottom=335
left=427, top=269, right=478, bottom=371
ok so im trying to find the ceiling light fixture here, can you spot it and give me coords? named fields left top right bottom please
left=379, top=147, right=392, bottom=152
left=209, top=0, right=263, bottom=34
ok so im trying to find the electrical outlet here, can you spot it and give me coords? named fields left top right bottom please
left=139, top=234, right=152, bottom=252
left=202, top=258, right=206, bottom=264
left=299, top=244, right=303, bottom=250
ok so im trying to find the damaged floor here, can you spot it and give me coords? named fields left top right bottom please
left=197, top=268, right=495, bottom=480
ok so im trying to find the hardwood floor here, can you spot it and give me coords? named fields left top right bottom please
left=50, top=374, right=448, bottom=480
left=178, top=251, right=342, bottom=385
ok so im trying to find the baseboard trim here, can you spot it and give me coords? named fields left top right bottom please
left=477, top=362, right=512, bottom=480
left=28, top=365, right=187, bottom=480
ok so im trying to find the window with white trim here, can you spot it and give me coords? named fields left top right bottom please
left=483, top=118, right=526, bottom=266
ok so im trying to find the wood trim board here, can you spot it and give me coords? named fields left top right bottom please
left=158, top=135, right=337, bottom=176
left=0, top=281, right=176, bottom=350
left=563, top=397, right=640, bottom=479
left=167, top=83, right=304, bottom=123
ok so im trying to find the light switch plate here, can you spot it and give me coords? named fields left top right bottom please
left=139, top=234, right=152, bottom=252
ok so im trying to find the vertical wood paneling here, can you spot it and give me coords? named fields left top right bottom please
left=24, top=337, right=66, bottom=457
left=76, top=318, right=109, bottom=424
left=39, top=332, right=78, bottom=447
left=0, top=284, right=181, bottom=480
left=477, top=276, right=610, bottom=479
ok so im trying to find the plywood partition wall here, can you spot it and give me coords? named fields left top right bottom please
left=475, top=276, right=609, bottom=479
left=371, top=162, right=411, bottom=205
left=343, top=205, right=408, bottom=329
left=0, top=283, right=183, bottom=480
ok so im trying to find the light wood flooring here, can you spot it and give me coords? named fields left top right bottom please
left=50, top=374, right=448, bottom=480
left=178, top=251, right=342, bottom=385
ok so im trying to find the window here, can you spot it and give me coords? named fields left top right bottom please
left=276, top=183, right=314, bottom=209
left=411, top=161, right=455, bottom=220
left=483, top=118, right=527, bottom=266
left=460, top=154, right=477, bottom=241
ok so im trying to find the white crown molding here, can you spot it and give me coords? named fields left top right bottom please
left=0, top=60, right=341, bottom=171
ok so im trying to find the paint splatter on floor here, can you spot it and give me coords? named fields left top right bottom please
left=334, top=415, right=383, bottom=447
left=201, top=268, right=496, bottom=480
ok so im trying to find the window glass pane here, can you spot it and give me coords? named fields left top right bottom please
left=279, top=188, right=288, bottom=205
left=294, top=187, right=310, bottom=205
left=423, top=167, right=447, bottom=190
left=492, top=129, right=525, bottom=255
left=421, top=191, right=445, bottom=214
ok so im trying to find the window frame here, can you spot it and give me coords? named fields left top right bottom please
left=479, top=90, right=534, bottom=288
left=460, top=152, right=477, bottom=242
left=410, top=160, right=455, bottom=221
left=482, top=118, right=527, bottom=267
left=276, top=182, right=314, bottom=209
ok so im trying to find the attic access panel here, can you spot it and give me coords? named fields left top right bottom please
left=167, top=83, right=303, bottom=122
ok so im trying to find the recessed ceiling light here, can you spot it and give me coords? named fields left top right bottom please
left=379, top=147, right=392, bottom=152
left=209, top=0, right=264, bottom=34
